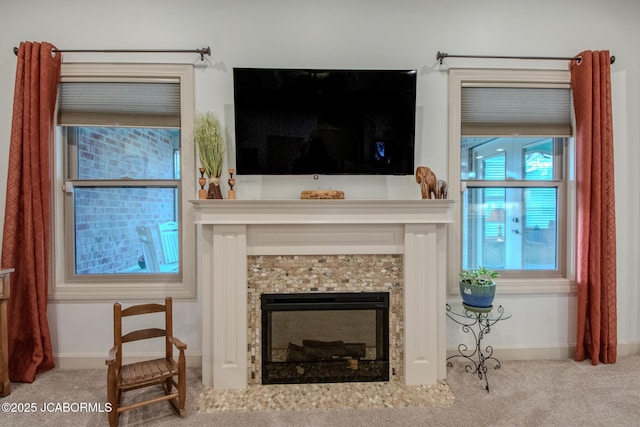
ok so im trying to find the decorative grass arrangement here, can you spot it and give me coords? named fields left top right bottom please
left=194, top=111, right=225, bottom=178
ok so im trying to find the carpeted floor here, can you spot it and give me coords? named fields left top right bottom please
left=1, top=354, right=639, bottom=426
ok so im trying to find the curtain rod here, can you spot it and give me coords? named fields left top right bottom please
left=13, top=46, right=211, bottom=61
left=436, top=51, right=615, bottom=65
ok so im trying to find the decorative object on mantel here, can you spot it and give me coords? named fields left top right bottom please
left=300, top=190, right=345, bottom=199
left=458, top=266, right=499, bottom=311
left=415, top=166, right=438, bottom=199
left=194, top=111, right=225, bottom=199
left=227, top=168, right=236, bottom=200
left=436, top=179, right=448, bottom=199
left=198, top=167, right=207, bottom=199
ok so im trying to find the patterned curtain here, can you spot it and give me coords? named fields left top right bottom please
left=1, top=42, right=61, bottom=382
left=571, top=50, right=617, bottom=365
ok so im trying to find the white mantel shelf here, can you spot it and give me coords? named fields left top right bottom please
left=190, top=199, right=455, bottom=224
left=192, top=198, right=455, bottom=390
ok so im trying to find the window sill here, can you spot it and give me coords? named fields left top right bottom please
left=448, top=277, right=576, bottom=296
left=49, top=280, right=195, bottom=300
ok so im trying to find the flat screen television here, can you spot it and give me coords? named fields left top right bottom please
left=233, top=68, right=417, bottom=175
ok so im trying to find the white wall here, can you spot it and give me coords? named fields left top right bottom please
left=1, top=0, right=638, bottom=365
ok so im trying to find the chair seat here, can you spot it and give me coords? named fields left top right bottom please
left=118, top=358, right=178, bottom=390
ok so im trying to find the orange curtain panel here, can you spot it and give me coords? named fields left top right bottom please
left=571, top=50, right=617, bottom=365
left=1, top=41, right=61, bottom=382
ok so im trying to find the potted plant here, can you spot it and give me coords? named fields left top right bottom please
left=194, top=111, right=225, bottom=199
left=458, top=266, right=499, bottom=311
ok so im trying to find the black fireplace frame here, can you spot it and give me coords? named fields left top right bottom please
left=261, top=292, right=390, bottom=384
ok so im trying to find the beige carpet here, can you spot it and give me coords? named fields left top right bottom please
left=1, top=354, right=639, bottom=426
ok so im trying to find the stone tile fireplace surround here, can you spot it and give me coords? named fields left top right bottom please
left=249, top=255, right=401, bottom=385
left=191, top=199, right=454, bottom=390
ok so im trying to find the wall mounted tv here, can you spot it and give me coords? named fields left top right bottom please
left=233, top=68, right=417, bottom=175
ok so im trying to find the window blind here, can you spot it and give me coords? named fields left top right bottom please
left=57, top=81, right=181, bottom=127
left=461, top=87, right=572, bottom=136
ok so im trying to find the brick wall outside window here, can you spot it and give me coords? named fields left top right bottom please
left=73, top=127, right=179, bottom=274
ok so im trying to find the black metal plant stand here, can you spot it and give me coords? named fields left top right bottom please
left=446, top=303, right=510, bottom=392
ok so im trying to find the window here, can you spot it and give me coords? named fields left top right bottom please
left=52, top=64, right=195, bottom=299
left=462, top=137, right=563, bottom=272
left=448, top=69, right=576, bottom=294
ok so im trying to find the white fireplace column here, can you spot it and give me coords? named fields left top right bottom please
left=403, top=223, right=447, bottom=384
left=192, top=199, right=454, bottom=390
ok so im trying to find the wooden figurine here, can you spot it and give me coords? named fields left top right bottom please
left=415, top=166, right=437, bottom=199
left=436, top=179, right=448, bottom=199
left=198, top=167, right=207, bottom=199
left=228, top=168, right=236, bottom=200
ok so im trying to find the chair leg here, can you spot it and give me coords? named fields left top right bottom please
left=178, top=351, right=186, bottom=414
left=106, top=366, right=119, bottom=427
left=108, top=408, right=118, bottom=427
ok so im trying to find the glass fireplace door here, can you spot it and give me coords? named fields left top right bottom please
left=261, top=292, right=389, bottom=384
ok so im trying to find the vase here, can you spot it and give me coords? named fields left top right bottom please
left=459, top=281, right=496, bottom=309
left=207, top=177, right=223, bottom=199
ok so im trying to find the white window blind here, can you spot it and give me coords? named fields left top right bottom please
left=57, top=81, right=181, bottom=127
left=461, top=87, right=572, bottom=136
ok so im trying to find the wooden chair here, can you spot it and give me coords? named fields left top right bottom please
left=136, top=225, right=161, bottom=273
left=136, top=224, right=179, bottom=273
left=156, top=221, right=179, bottom=265
left=105, top=297, right=187, bottom=427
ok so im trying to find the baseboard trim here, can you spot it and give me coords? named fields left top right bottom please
left=56, top=343, right=638, bottom=369
left=54, top=354, right=202, bottom=369
left=447, top=341, right=640, bottom=361
left=618, top=341, right=640, bottom=356
left=447, top=345, right=575, bottom=361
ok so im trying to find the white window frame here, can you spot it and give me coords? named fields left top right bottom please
left=447, top=69, right=577, bottom=295
left=52, top=63, right=196, bottom=300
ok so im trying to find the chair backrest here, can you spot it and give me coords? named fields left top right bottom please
left=136, top=225, right=161, bottom=272
left=157, top=221, right=179, bottom=265
left=113, top=297, right=174, bottom=369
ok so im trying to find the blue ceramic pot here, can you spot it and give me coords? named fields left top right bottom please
left=459, top=280, right=496, bottom=308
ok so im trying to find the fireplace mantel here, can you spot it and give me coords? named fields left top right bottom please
left=191, top=199, right=455, bottom=390
left=191, top=199, right=454, bottom=225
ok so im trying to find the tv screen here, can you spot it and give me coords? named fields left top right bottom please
left=233, top=68, right=417, bottom=175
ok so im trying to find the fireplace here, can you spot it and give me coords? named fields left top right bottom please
left=192, top=199, right=454, bottom=390
left=261, top=292, right=390, bottom=384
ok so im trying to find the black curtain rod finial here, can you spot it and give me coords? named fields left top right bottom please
left=198, top=46, right=211, bottom=61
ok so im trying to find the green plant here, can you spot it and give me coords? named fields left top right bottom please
left=194, top=111, right=225, bottom=178
left=458, top=266, right=499, bottom=286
